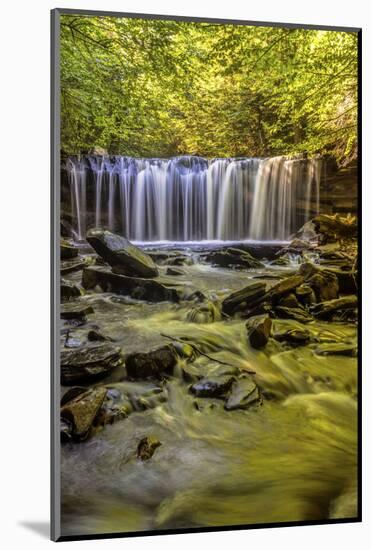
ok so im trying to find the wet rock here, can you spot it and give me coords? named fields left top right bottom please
left=163, top=255, right=193, bottom=267
left=166, top=267, right=183, bottom=276
left=268, top=275, right=304, bottom=300
left=299, top=263, right=339, bottom=302
left=61, top=240, right=78, bottom=260
left=61, top=279, right=82, bottom=302
left=222, top=281, right=266, bottom=316
left=242, top=302, right=273, bottom=320
left=323, top=267, right=357, bottom=294
left=202, top=247, right=264, bottom=269
left=61, top=386, right=87, bottom=406
left=86, top=229, right=159, bottom=278
left=63, top=332, right=82, bottom=348
left=60, top=302, right=94, bottom=320
left=61, top=343, right=123, bottom=385
left=186, top=302, right=221, bottom=324
left=125, top=345, right=178, bottom=379
left=278, top=293, right=300, bottom=309
left=224, top=377, right=262, bottom=410
left=88, top=329, right=114, bottom=342
left=246, top=314, right=272, bottom=349
left=61, top=258, right=88, bottom=275
left=311, top=295, right=357, bottom=320
left=82, top=266, right=179, bottom=303
left=314, top=342, right=357, bottom=357
left=274, top=306, right=313, bottom=323
left=60, top=387, right=107, bottom=441
left=273, top=328, right=311, bottom=346
left=296, top=284, right=316, bottom=306
left=137, top=436, right=162, bottom=461
left=190, top=375, right=235, bottom=398
left=269, top=254, right=292, bottom=266
left=180, top=289, right=206, bottom=303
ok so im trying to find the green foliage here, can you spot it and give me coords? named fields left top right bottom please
left=60, top=15, right=358, bottom=163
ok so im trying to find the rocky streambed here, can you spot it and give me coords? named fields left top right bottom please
left=59, top=214, right=358, bottom=536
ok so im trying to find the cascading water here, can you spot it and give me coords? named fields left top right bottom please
left=64, top=155, right=322, bottom=242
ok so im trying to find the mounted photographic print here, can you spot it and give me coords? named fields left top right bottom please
left=51, top=8, right=361, bottom=541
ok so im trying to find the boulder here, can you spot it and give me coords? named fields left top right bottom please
left=190, top=375, right=235, bottom=398
left=86, top=229, right=159, bottom=278
left=61, top=343, right=123, bottom=385
left=274, top=306, right=313, bottom=323
left=273, top=328, right=311, bottom=346
left=82, top=266, right=179, bottom=303
left=60, top=302, right=94, bottom=320
left=222, top=281, right=266, bottom=316
left=60, top=387, right=107, bottom=441
left=268, top=275, right=304, bottom=301
left=312, top=214, right=357, bottom=239
left=125, top=345, right=178, bottom=379
left=246, top=314, right=272, bottom=349
left=201, top=247, right=264, bottom=269
left=88, top=329, right=114, bottom=342
left=278, top=293, right=300, bottom=309
left=137, top=436, right=162, bottom=461
left=61, top=240, right=78, bottom=260
left=61, top=258, right=88, bottom=275
left=296, top=284, right=316, bottom=306
left=166, top=267, right=183, bottom=276
left=61, top=279, right=81, bottom=302
left=299, top=263, right=339, bottom=302
left=311, top=295, right=357, bottom=320
left=224, top=377, right=262, bottom=410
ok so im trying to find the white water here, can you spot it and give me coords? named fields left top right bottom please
left=65, top=155, right=321, bottom=241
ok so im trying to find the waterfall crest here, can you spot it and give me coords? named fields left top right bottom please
left=64, top=155, right=321, bottom=242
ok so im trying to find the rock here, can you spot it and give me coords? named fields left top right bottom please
left=274, top=306, right=313, bottom=323
left=202, top=247, right=264, bottom=269
left=61, top=240, right=78, bottom=260
left=86, top=229, right=159, bottom=278
left=166, top=267, right=183, bottom=276
left=60, top=302, right=94, bottom=320
left=186, top=302, right=221, bottom=324
left=61, top=258, right=88, bottom=275
left=245, top=314, right=272, bottom=349
left=312, top=214, right=357, bottom=239
left=314, top=342, right=357, bottom=357
left=125, top=345, right=178, bottom=379
left=82, top=266, right=179, bottom=303
left=63, top=333, right=82, bottom=348
left=296, top=284, right=316, bottom=305
left=311, top=295, right=357, bottom=320
left=278, top=293, right=300, bottom=309
left=163, top=255, right=193, bottom=267
left=180, top=289, right=206, bottom=303
left=61, top=386, right=87, bottom=406
left=190, top=375, right=235, bottom=398
left=88, top=329, right=113, bottom=342
left=323, top=267, right=357, bottom=294
left=242, top=302, right=273, bottom=320
left=273, top=328, right=311, bottom=346
left=270, top=254, right=292, bottom=266
left=137, top=436, right=162, bottom=461
left=60, top=387, right=107, bottom=441
left=222, top=281, right=266, bottom=316
left=268, top=275, right=304, bottom=300
left=61, top=344, right=123, bottom=385
left=61, top=279, right=82, bottom=302
left=299, top=263, right=339, bottom=301
left=224, top=377, right=262, bottom=410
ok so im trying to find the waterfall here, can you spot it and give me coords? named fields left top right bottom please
left=64, top=155, right=322, bottom=242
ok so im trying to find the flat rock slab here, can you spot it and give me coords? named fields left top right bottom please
left=314, top=342, right=357, bottom=357
left=61, top=240, right=79, bottom=260
left=222, top=281, right=266, bottom=316
left=61, top=343, right=123, bottom=385
left=190, top=375, right=235, bottom=398
left=60, top=302, right=94, bottom=320
left=61, top=387, right=107, bottom=441
left=61, top=258, right=88, bottom=275
left=273, top=328, right=311, bottom=346
left=224, top=377, right=261, bottom=410
left=311, top=295, right=357, bottom=319
left=274, top=306, right=313, bottom=324
left=86, top=229, right=158, bottom=278
left=82, top=266, right=179, bottom=303
left=268, top=275, right=304, bottom=300
left=201, top=247, right=264, bottom=269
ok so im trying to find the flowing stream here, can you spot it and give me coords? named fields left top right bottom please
left=64, top=156, right=322, bottom=242
left=60, top=248, right=357, bottom=536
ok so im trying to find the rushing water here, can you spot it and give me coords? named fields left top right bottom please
left=61, top=249, right=357, bottom=536
left=64, top=156, right=322, bottom=242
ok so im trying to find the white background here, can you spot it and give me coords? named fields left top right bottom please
left=1, top=0, right=369, bottom=547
